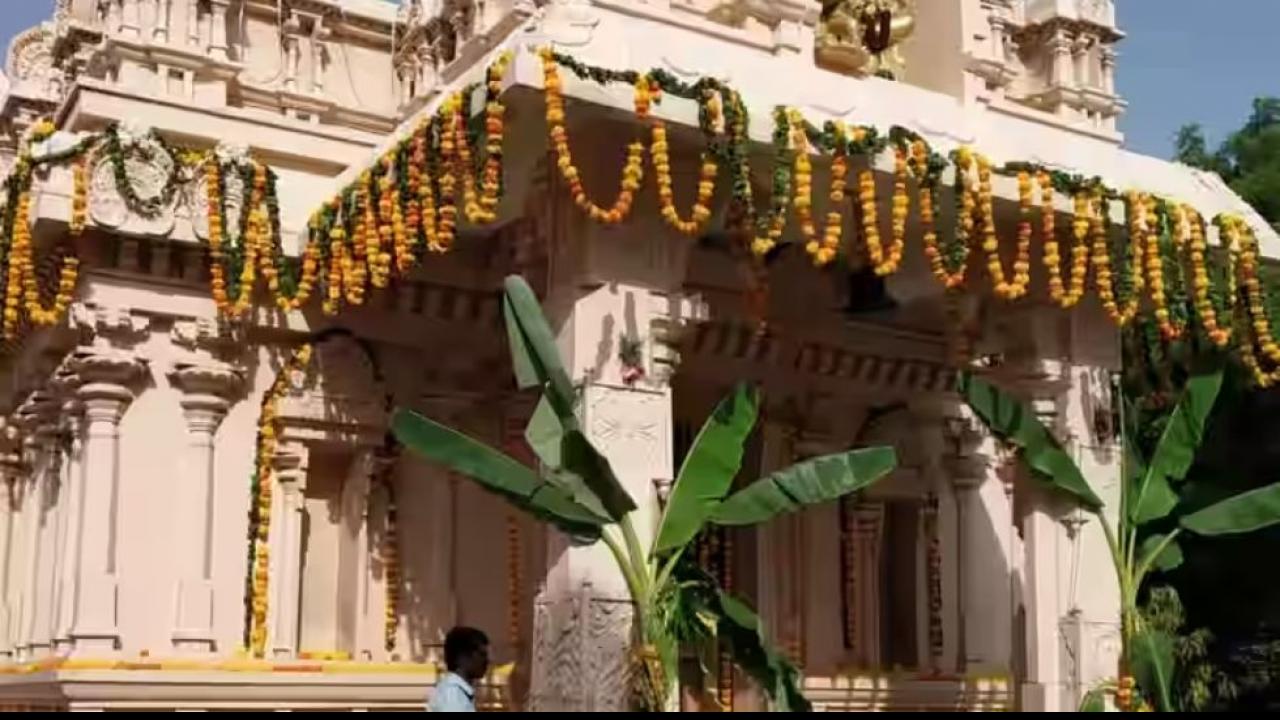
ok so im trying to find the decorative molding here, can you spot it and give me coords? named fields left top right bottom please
left=69, top=303, right=153, bottom=346
left=170, top=317, right=236, bottom=353
left=167, top=359, right=242, bottom=399
left=87, top=128, right=178, bottom=236
left=685, top=320, right=953, bottom=395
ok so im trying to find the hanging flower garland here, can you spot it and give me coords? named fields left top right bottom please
left=8, top=48, right=1280, bottom=387
left=1091, top=192, right=1143, bottom=326
left=649, top=82, right=720, bottom=238
left=379, top=449, right=403, bottom=653
left=540, top=48, right=644, bottom=225
left=243, top=341, right=314, bottom=657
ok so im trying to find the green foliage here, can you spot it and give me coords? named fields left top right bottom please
left=394, top=275, right=897, bottom=711
left=956, top=372, right=1103, bottom=509
left=1174, top=98, right=1280, bottom=231
left=1141, top=587, right=1239, bottom=712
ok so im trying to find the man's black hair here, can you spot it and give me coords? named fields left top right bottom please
left=444, top=626, right=489, bottom=671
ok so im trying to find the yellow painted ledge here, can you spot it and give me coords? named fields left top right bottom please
left=0, top=657, right=443, bottom=677
left=0, top=658, right=517, bottom=684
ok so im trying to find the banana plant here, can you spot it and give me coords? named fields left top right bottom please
left=959, top=370, right=1280, bottom=712
left=393, top=276, right=899, bottom=711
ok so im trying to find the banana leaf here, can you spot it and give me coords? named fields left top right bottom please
left=524, top=395, right=634, bottom=521
left=1138, top=533, right=1184, bottom=574
left=392, top=409, right=607, bottom=540
left=1130, top=371, right=1222, bottom=525
left=715, top=591, right=811, bottom=712
left=503, top=276, right=576, bottom=419
left=1179, top=482, right=1280, bottom=536
left=560, top=427, right=637, bottom=521
left=503, top=276, right=637, bottom=520
left=711, top=447, right=896, bottom=527
left=1130, top=629, right=1175, bottom=712
left=1078, top=689, right=1107, bottom=712
left=957, top=372, right=1103, bottom=510
left=654, top=384, right=759, bottom=555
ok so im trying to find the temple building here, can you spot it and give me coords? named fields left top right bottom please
left=0, top=0, right=1270, bottom=712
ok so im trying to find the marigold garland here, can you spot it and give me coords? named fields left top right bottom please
left=6, top=51, right=1280, bottom=389
left=382, top=466, right=402, bottom=652
left=1092, top=192, right=1144, bottom=326
left=69, top=153, right=89, bottom=236
left=1143, top=195, right=1183, bottom=341
left=978, top=154, right=1029, bottom=300
left=649, top=82, right=719, bottom=237
left=915, top=139, right=963, bottom=289
left=243, top=342, right=314, bottom=657
left=1045, top=184, right=1089, bottom=308
left=540, top=48, right=644, bottom=225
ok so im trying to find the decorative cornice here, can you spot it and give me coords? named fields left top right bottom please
left=70, top=302, right=152, bottom=346
left=685, top=320, right=954, bottom=395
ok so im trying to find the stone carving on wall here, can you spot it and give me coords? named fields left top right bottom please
left=6, top=24, right=62, bottom=101
left=584, top=386, right=669, bottom=474
left=529, top=590, right=634, bottom=711
left=524, top=0, right=599, bottom=48
left=88, top=124, right=178, bottom=236
left=278, top=334, right=388, bottom=445
left=817, top=0, right=916, bottom=78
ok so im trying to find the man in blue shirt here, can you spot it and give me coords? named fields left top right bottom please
left=429, top=627, right=489, bottom=712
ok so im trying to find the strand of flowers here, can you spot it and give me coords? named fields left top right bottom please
left=9, top=51, right=1280, bottom=388
left=2, top=121, right=85, bottom=339
left=243, top=342, right=314, bottom=657
left=649, top=81, right=720, bottom=238
left=1043, top=183, right=1090, bottom=308
left=1222, top=215, right=1280, bottom=387
left=974, top=151, right=1030, bottom=300
left=1144, top=195, right=1185, bottom=341
left=382, top=465, right=402, bottom=652
left=540, top=48, right=644, bottom=224
left=1091, top=192, right=1144, bottom=326
left=906, top=134, right=963, bottom=289
left=506, top=511, right=522, bottom=660
left=923, top=493, right=944, bottom=672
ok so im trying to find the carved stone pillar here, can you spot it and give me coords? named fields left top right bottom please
left=68, top=351, right=146, bottom=653
left=167, top=362, right=240, bottom=653
left=850, top=502, right=885, bottom=668
left=121, top=0, right=142, bottom=38
left=0, top=453, right=23, bottom=661
left=1072, top=36, right=1091, bottom=89
left=528, top=174, right=704, bottom=708
left=0, top=459, right=18, bottom=661
left=207, top=0, right=230, bottom=61
left=151, top=0, right=171, bottom=42
left=416, top=44, right=438, bottom=97
left=282, top=16, right=302, bottom=92
left=16, top=395, right=62, bottom=658
left=944, top=413, right=1005, bottom=673
left=185, top=0, right=200, bottom=47
left=268, top=444, right=307, bottom=659
left=310, top=20, right=330, bottom=96
left=1099, top=46, right=1117, bottom=96
left=52, top=391, right=84, bottom=653
left=1048, top=28, right=1074, bottom=93
left=106, top=0, right=125, bottom=34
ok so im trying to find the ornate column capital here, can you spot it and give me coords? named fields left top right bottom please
left=16, top=391, right=63, bottom=455
left=70, top=303, right=152, bottom=348
left=72, top=350, right=146, bottom=424
left=168, top=361, right=242, bottom=401
left=942, top=412, right=991, bottom=492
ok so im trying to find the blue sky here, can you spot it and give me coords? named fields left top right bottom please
left=1, top=1, right=1275, bottom=160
